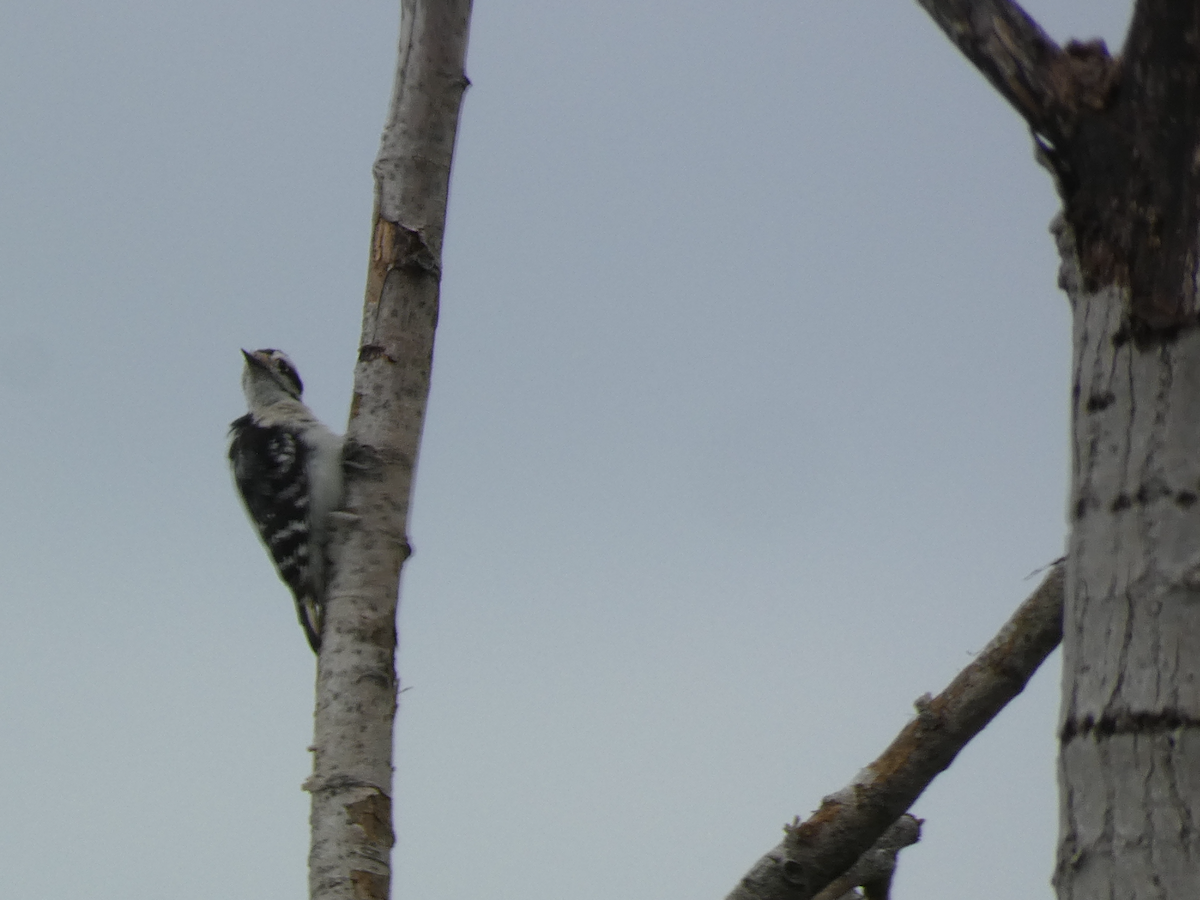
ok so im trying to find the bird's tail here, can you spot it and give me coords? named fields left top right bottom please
left=295, top=595, right=323, bottom=653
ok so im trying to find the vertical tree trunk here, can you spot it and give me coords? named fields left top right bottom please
left=1056, top=220, right=1200, bottom=895
left=305, top=3, right=472, bottom=899
left=914, top=1, right=1200, bottom=896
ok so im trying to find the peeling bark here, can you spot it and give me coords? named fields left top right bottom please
left=305, top=3, right=473, bottom=899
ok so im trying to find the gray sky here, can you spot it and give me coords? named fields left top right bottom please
left=0, top=2, right=1133, bottom=898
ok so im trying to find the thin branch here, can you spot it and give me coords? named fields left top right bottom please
left=810, top=814, right=921, bottom=900
left=914, top=0, right=1072, bottom=140
left=725, top=561, right=1065, bottom=900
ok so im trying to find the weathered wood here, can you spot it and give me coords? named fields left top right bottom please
left=914, top=0, right=1071, bottom=138
left=920, top=0, right=1200, bottom=329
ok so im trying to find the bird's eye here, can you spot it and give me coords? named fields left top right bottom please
left=273, top=358, right=303, bottom=394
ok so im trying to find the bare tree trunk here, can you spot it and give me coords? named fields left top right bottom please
left=1056, top=216, right=1200, bottom=897
left=915, top=1, right=1200, bottom=896
left=305, top=3, right=472, bottom=899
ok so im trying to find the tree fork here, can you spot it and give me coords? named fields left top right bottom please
left=917, top=0, right=1200, bottom=331
left=306, top=3, right=473, bottom=899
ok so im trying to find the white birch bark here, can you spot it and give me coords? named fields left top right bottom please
left=1056, top=217, right=1200, bottom=897
left=305, top=3, right=472, bottom=899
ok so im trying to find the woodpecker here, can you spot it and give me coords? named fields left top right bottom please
left=228, top=349, right=344, bottom=652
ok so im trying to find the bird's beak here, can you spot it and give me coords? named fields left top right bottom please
left=242, top=349, right=268, bottom=369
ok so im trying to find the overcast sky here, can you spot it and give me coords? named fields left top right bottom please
left=1, top=2, right=1135, bottom=898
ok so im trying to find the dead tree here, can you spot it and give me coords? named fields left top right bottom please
left=918, top=2, right=1200, bottom=897
left=731, top=0, right=1200, bottom=896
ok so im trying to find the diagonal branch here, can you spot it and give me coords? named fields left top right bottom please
left=725, top=560, right=1065, bottom=900
left=914, top=0, right=1073, bottom=140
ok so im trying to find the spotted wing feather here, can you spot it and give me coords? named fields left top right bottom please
left=228, top=414, right=323, bottom=650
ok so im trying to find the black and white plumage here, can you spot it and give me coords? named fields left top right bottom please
left=228, top=349, right=344, bottom=652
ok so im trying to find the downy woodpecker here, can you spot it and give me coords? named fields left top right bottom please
left=228, top=349, right=344, bottom=652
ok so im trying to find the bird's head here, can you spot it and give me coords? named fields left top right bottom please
left=241, top=348, right=304, bottom=405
